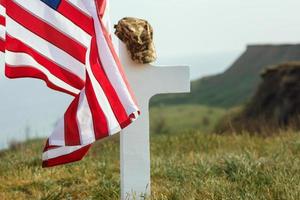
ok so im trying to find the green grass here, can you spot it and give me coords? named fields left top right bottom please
left=0, top=131, right=299, bottom=200
left=150, top=105, right=226, bottom=134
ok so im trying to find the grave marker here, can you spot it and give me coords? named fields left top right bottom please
left=118, top=42, right=190, bottom=199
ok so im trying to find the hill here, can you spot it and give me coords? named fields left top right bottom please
left=0, top=132, right=299, bottom=199
left=217, top=62, right=300, bottom=134
left=151, top=44, right=300, bottom=108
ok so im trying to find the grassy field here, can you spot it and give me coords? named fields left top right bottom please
left=150, top=105, right=226, bottom=134
left=0, top=130, right=299, bottom=200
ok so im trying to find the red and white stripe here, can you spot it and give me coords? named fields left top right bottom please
left=0, top=1, right=5, bottom=53
left=3, top=0, right=89, bottom=95
left=1, top=0, right=140, bottom=167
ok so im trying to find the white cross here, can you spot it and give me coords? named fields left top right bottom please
left=118, top=41, right=190, bottom=199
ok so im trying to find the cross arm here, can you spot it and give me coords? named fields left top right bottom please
left=146, top=65, right=190, bottom=96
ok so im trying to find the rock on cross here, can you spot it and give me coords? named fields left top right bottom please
left=118, top=41, right=190, bottom=199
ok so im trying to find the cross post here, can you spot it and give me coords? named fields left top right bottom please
left=119, top=42, right=190, bottom=199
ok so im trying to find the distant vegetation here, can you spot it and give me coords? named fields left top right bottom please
left=0, top=131, right=299, bottom=199
left=150, top=105, right=225, bottom=134
left=151, top=44, right=300, bottom=134
left=151, top=44, right=300, bottom=108
left=217, top=62, right=300, bottom=134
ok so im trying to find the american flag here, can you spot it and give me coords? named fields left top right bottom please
left=0, top=0, right=140, bottom=167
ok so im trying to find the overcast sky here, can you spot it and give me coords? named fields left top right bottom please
left=110, top=0, right=300, bottom=57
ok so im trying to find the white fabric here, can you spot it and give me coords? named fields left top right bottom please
left=6, top=51, right=80, bottom=94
